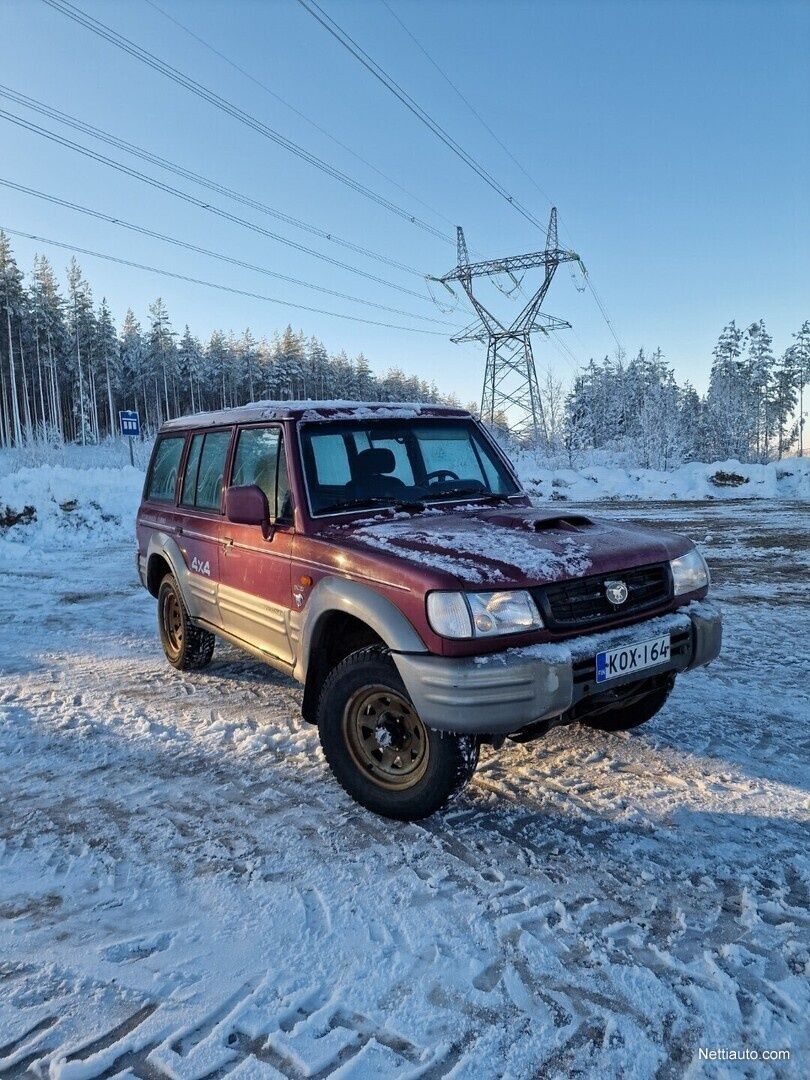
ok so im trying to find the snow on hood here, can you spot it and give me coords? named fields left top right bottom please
left=340, top=505, right=691, bottom=587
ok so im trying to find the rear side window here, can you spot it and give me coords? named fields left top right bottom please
left=180, top=430, right=232, bottom=511
left=232, top=426, right=293, bottom=521
left=146, top=436, right=184, bottom=502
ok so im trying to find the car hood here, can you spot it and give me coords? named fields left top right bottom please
left=332, top=505, right=693, bottom=588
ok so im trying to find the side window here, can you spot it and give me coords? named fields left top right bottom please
left=232, top=426, right=280, bottom=506
left=180, top=434, right=203, bottom=507
left=180, top=430, right=231, bottom=511
left=147, top=436, right=184, bottom=502
left=476, top=436, right=510, bottom=494
left=195, top=431, right=231, bottom=511
left=232, top=426, right=294, bottom=523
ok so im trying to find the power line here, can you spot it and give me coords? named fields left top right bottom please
left=547, top=330, right=582, bottom=374
left=40, top=0, right=450, bottom=243
left=295, top=0, right=549, bottom=236
left=379, top=0, right=558, bottom=213
left=0, top=108, right=434, bottom=303
left=0, top=83, right=423, bottom=278
left=376, top=1, right=625, bottom=357
left=0, top=178, right=452, bottom=327
left=140, top=0, right=457, bottom=233
left=582, top=270, right=624, bottom=355
left=1, top=225, right=455, bottom=336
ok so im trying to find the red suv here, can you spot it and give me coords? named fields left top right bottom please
left=136, top=401, right=721, bottom=819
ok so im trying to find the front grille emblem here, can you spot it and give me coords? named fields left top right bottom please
left=604, top=579, right=629, bottom=606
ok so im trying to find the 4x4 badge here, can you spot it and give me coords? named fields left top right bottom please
left=604, top=579, right=628, bottom=606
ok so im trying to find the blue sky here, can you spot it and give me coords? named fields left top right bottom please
left=1, top=0, right=808, bottom=400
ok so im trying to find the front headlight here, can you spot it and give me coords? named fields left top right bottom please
left=670, top=548, right=710, bottom=596
left=426, top=589, right=544, bottom=638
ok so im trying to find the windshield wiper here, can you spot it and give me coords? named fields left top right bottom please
left=317, top=496, right=425, bottom=515
left=426, top=486, right=492, bottom=501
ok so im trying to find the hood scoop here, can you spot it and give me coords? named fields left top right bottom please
left=530, top=514, right=593, bottom=533
left=475, top=508, right=594, bottom=533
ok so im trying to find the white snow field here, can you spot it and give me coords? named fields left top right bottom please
left=0, top=463, right=808, bottom=1078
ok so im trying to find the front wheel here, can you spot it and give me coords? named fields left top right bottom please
left=316, top=646, right=478, bottom=820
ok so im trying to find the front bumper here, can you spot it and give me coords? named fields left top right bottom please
left=392, top=601, right=722, bottom=735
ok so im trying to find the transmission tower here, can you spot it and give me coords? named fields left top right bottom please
left=437, top=207, right=581, bottom=441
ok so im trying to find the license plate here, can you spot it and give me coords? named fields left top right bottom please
left=595, top=634, right=671, bottom=683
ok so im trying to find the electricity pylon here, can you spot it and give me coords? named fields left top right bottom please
left=437, top=207, right=581, bottom=442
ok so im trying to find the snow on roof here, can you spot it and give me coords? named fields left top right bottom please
left=161, top=400, right=469, bottom=431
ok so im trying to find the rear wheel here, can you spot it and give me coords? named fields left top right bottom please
left=580, top=679, right=673, bottom=732
left=157, top=574, right=215, bottom=670
left=317, top=646, right=478, bottom=820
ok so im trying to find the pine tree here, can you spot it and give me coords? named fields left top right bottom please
left=0, top=231, right=26, bottom=446
left=146, top=298, right=176, bottom=424
left=177, top=325, right=203, bottom=415
left=790, top=321, right=810, bottom=457
left=29, top=255, right=67, bottom=441
left=706, top=321, right=747, bottom=460
left=206, top=330, right=230, bottom=409
left=744, top=320, right=777, bottom=462
left=66, top=258, right=96, bottom=445
left=95, top=299, right=119, bottom=438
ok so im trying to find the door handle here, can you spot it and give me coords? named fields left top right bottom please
left=222, top=536, right=234, bottom=548
left=173, top=525, right=184, bottom=536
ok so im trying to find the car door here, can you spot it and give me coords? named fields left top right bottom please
left=218, top=424, right=295, bottom=664
left=178, top=428, right=233, bottom=628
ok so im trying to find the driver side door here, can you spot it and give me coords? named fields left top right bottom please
left=218, top=424, right=295, bottom=665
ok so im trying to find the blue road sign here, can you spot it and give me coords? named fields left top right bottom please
left=119, top=410, right=140, bottom=437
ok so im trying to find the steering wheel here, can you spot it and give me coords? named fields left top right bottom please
left=426, top=469, right=459, bottom=485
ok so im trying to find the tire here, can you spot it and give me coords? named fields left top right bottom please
left=580, top=678, right=673, bottom=732
left=316, top=646, right=479, bottom=820
left=157, top=573, right=215, bottom=670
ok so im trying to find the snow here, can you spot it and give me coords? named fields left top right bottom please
left=0, top=464, right=143, bottom=548
left=1, top=453, right=808, bottom=1075
left=160, top=400, right=453, bottom=431
left=513, top=455, right=810, bottom=502
left=472, top=605, right=707, bottom=667
left=349, top=519, right=592, bottom=585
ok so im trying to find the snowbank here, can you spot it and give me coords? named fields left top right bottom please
left=0, top=464, right=143, bottom=548
left=514, top=456, right=810, bottom=502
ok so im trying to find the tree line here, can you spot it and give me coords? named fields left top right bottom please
left=1, top=232, right=807, bottom=466
left=549, top=322, right=808, bottom=468
left=0, top=231, right=444, bottom=449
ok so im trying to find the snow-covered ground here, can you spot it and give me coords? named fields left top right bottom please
left=0, top=459, right=808, bottom=1077
left=512, top=455, right=810, bottom=502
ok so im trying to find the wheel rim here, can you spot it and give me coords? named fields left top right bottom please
left=342, top=686, right=429, bottom=791
left=162, top=589, right=183, bottom=655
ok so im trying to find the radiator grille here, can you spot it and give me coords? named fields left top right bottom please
left=534, top=562, right=671, bottom=630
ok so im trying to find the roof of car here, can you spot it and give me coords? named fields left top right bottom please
left=160, top=399, right=471, bottom=431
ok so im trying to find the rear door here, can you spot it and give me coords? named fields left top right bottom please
left=218, top=423, right=295, bottom=664
left=139, top=432, right=187, bottom=565
left=178, top=427, right=233, bottom=628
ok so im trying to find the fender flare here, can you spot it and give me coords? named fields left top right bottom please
left=145, top=533, right=188, bottom=597
left=294, top=576, right=427, bottom=684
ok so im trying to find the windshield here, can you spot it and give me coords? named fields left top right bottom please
left=300, top=418, right=520, bottom=516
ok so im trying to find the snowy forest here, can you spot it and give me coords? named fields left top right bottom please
left=1, top=232, right=808, bottom=468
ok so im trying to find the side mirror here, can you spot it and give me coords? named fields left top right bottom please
left=225, top=485, right=272, bottom=537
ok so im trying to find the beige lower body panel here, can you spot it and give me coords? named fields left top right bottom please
left=217, top=581, right=294, bottom=665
